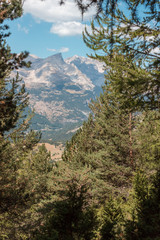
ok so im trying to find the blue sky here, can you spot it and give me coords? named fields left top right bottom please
left=6, top=0, right=96, bottom=59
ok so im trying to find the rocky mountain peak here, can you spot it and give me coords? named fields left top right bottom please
left=16, top=53, right=105, bottom=143
left=44, top=53, right=65, bottom=65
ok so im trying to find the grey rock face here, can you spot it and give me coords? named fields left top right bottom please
left=18, top=53, right=105, bottom=143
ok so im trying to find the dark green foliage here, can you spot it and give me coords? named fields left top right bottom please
left=84, top=15, right=160, bottom=111
left=135, top=111, right=160, bottom=169
left=61, top=3, right=160, bottom=238
left=62, top=11, right=160, bottom=203
left=34, top=170, right=97, bottom=240
left=0, top=1, right=31, bottom=138
left=125, top=170, right=160, bottom=240
left=0, top=0, right=23, bottom=22
left=0, top=1, right=160, bottom=239
left=62, top=114, right=96, bottom=163
left=63, top=69, right=135, bottom=199
left=0, top=74, right=29, bottom=135
left=0, top=2, right=54, bottom=239
left=100, top=198, right=123, bottom=240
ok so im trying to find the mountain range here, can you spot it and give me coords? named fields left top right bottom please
left=17, top=53, right=105, bottom=143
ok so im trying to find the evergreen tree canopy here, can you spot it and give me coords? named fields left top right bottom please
left=125, top=170, right=160, bottom=240
left=0, top=0, right=32, bottom=138
left=60, top=0, right=160, bottom=17
left=34, top=1, right=160, bottom=238
left=83, top=14, right=160, bottom=109
left=63, top=0, right=160, bottom=201
left=0, top=2, right=54, bottom=239
left=61, top=0, right=160, bottom=58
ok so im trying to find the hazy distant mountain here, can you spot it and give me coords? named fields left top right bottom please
left=66, top=55, right=105, bottom=86
left=18, top=53, right=105, bottom=143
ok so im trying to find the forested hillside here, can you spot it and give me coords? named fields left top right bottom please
left=0, top=0, right=160, bottom=239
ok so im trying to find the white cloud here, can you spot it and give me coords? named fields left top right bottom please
left=23, top=0, right=95, bottom=36
left=59, top=47, right=69, bottom=53
left=23, top=0, right=95, bottom=23
left=50, top=21, right=86, bottom=36
left=17, top=23, right=29, bottom=34
left=47, top=47, right=69, bottom=53
left=47, top=48, right=56, bottom=52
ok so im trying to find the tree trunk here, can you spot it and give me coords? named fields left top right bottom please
left=129, top=112, right=133, bottom=166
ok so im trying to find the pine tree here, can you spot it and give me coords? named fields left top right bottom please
left=62, top=0, right=160, bottom=67
left=84, top=14, right=159, bottom=109
left=0, top=2, right=54, bottom=239
left=60, top=2, right=160, bottom=238
left=33, top=164, right=98, bottom=240
left=0, top=2, right=31, bottom=138
left=63, top=82, right=134, bottom=200
left=99, top=197, right=123, bottom=240
left=83, top=13, right=159, bottom=161
left=63, top=5, right=160, bottom=206
left=62, top=114, right=96, bottom=164
left=125, top=170, right=160, bottom=240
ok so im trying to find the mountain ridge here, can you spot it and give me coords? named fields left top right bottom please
left=18, top=53, right=105, bottom=143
